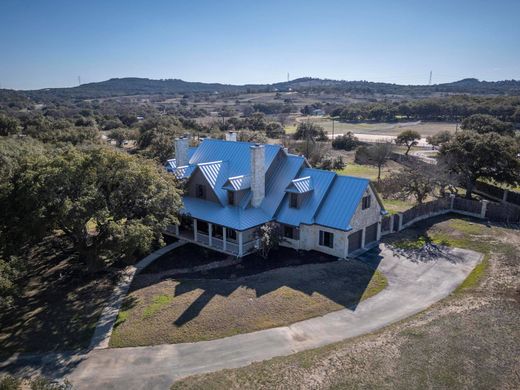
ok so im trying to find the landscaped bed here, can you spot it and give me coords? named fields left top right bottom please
left=110, top=248, right=387, bottom=347
left=140, top=243, right=229, bottom=274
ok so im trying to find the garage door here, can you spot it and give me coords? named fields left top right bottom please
left=348, top=230, right=362, bottom=254
left=365, top=223, right=378, bottom=245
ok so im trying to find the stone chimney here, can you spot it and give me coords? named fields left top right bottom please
left=174, top=137, right=189, bottom=167
left=225, top=131, right=237, bottom=142
left=250, top=144, right=265, bottom=207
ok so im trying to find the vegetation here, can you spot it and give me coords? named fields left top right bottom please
left=395, top=129, right=421, bottom=155
left=355, top=142, right=394, bottom=182
left=331, top=131, right=359, bottom=151
left=0, top=375, right=71, bottom=390
left=440, top=131, right=520, bottom=198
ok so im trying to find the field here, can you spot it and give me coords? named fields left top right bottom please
left=109, top=249, right=387, bottom=348
left=292, top=117, right=457, bottom=137
left=171, top=217, right=520, bottom=389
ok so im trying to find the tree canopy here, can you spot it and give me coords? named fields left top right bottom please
left=0, top=141, right=183, bottom=272
left=439, top=131, right=520, bottom=198
left=396, top=130, right=421, bottom=155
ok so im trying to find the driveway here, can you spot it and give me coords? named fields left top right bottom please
left=1, top=244, right=482, bottom=389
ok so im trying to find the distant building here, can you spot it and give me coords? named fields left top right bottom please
left=311, top=108, right=325, bottom=116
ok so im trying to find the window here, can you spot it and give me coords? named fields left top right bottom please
left=362, top=195, right=371, bottom=210
left=319, top=230, right=334, bottom=248
left=289, top=193, right=299, bottom=208
left=227, top=190, right=234, bottom=205
left=283, top=225, right=299, bottom=240
left=226, top=228, right=237, bottom=241
left=196, top=184, right=206, bottom=199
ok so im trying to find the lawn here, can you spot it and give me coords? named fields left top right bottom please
left=109, top=249, right=388, bottom=347
left=335, top=160, right=402, bottom=181
left=171, top=217, right=520, bottom=389
left=0, top=235, right=116, bottom=358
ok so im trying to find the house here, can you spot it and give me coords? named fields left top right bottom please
left=164, top=133, right=386, bottom=258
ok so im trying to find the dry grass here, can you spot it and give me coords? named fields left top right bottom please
left=171, top=217, right=520, bottom=389
left=297, top=117, right=457, bottom=137
left=109, top=259, right=387, bottom=348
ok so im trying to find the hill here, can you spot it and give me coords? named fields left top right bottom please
left=4, top=77, right=520, bottom=102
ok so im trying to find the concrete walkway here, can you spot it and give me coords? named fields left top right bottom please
left=61, top=244, right=482, bottom=389
left=89, top=241, right=186, bottom=350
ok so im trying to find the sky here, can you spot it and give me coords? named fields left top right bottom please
left=0, top=0, right=519, bottom=90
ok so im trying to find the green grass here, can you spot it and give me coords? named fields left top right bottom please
left=143, top=294, right=174, bottom=318
left=336, top=164, right=381, bottom=180
left=284, top=124, right=297, bottom=134
left=382, top=199, right=415, bottom=214
left=393, top=236, right=428, bottom=250
left=455, top=256, right=489, bottom=293
left=360, top=270, right=388, bottom=301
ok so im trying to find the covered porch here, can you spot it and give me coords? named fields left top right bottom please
left=165, top=215, right=259, bottom=257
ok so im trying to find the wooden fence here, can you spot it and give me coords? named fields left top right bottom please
left=473, top=181, right=520, bottom=207
left=381, top=195, right=520, bottom=236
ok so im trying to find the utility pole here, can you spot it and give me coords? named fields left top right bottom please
left=78, top=76, right=81, bottom=86
left=331, top=117, right=335, bottom=141
left=287, top=72, right=290, bottom=82
left=428, top=71, right=432, bottom=85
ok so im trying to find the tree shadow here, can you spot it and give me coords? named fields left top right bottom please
left=166, top=247, right=384, bottom=326
left=382, top=213, right=488, bottom=264
left=0, top=235, right=117, bottom=361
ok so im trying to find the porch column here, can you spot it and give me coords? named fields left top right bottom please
left=175, top=224, right=180, bottom=236
left=223, top=227, right=227, bottom=251
left=208, top=223, right=213, bottom=246
left=238, top=231, right=243, bottom=256
left=193, top=218, right=198, bottom=241
left=361, top=228, right=366, bottom=249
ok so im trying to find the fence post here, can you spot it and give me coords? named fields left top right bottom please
left=480, top=200, right=489, bottom=219
left=450, top=193, right=456, bottom=210
left=502, top=190, right=509, bottom=203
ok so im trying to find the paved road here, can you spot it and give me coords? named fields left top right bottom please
left=1, top=244, right=482, bottom=389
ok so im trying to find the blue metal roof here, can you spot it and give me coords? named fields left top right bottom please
left=169, top=139, right=375, bottom=232
left=197, top=161, right=229, bottom=205
left=165, top=147, right=197, bottom=173
left=276, top=168, right=336, bottom=227
left=286, top=176, right=313, bottom=193
left=189, top=139, right=281, bottom=177
left=222, top=175, right=251, bottom=191
left=260, top=153, right=305, bottom=217
left=315, top=176, right=370, bottom=231
left=182, top=197, right=271, bottom=230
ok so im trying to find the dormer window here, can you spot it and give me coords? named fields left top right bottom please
left=227, top=190, right=235, bottom=205
left=362, top=195, right=371, bottom=210
left=196, top=184, right=206, bottom=199
left=290, top=193, right=299, bottom=209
